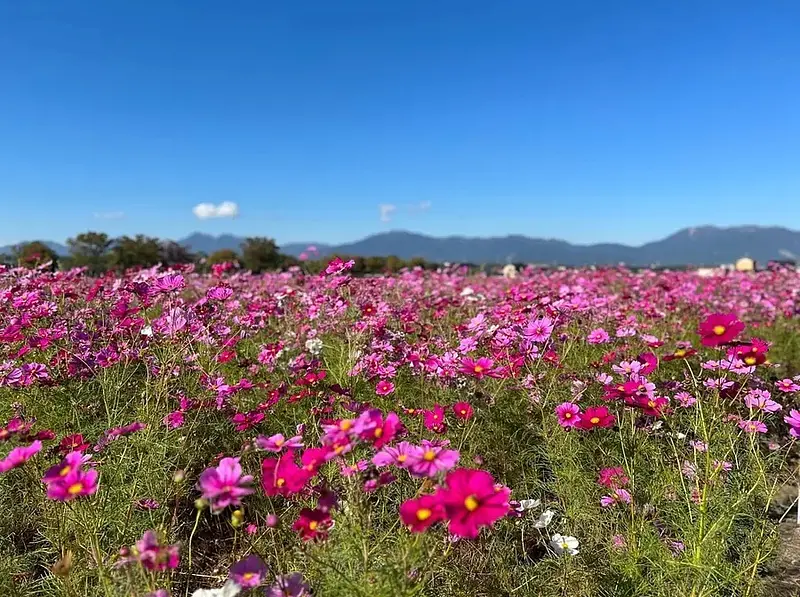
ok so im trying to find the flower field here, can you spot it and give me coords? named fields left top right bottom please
left=2, top=259, right=800, bottom=597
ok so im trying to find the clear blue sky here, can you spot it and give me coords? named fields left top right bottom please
left=1, top=0, right=799, bottom=247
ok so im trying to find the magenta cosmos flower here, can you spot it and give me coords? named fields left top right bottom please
left=0, top=440, right=42, bottom=474
left=555, top=403, right=581, bottom=428
left=255, top=433, right=304, bottom=453
left=266, top=573, right=311, bottom=597
left=459, top=357, right=499, bottom=379
left=134, top=530, right=180, bottom=571
left=437, top=468, right=511, bottom=538
left=587, top=328, right=610, bottom=344
left=399, top=493, right=445, bottom=532
left=372, top=441, right=417, bottom=468
left=45, top=465, right=99, bottom=501
left=375, top=380, right=395, bottom=395
left=698, top=313, right=745, bottom=347
left=575, top=406, right=615, bottom=430
left=197, top=456, right=254, bottom=512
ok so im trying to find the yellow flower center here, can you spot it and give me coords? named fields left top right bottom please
left=464, top=495, right=479, bottom=512
left=275, top=438, right=284, bottom=446
left=744, top=356, right=756, bottom=365
left=423, top=450, right=436, bottom=461
left=712, top=325, right=726, bottom=336
left=308, top=521, right=318, bottom=530
left=68, top=483, right=84, bottom=495
left=374, top=428, right=383, bottom=437
left=397, top=454, right=407, bottom=462
left=474, top=365, right=484, bottom=373
left=276, top=478, right=285, bottom=487
left=340, top=420, right=352, bottom=431
left=416, top=508, right=432, bottom=521
left=242, top=572, right=255, bottom=581
left=675, top=349, right=686, bottom=357
left=60, top=465, right=71, bottom=476
left=590, top=416, right=600, bottom=424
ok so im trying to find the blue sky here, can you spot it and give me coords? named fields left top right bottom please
left=1, top=0, right=799, bottom=247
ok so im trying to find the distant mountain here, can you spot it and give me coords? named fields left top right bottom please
left=275, top=226, right=800, bottom=266
left=4, top=226, right=800, bottom=266
left=0, top=241, right=68, bottom=257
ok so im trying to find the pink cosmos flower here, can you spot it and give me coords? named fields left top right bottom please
left=266, top=573, right=311, bottom=597
left=162, top=411, right=185, bottom=429
left=459, top=357, right=500, bottom=379
left=785, top=409, right=800, bottom=437
left=152, top=274, right=185, bottom=294
left=597, top=467, right=629, bottom=489
left=407, top=441, right=460, bottom=478
left=600, top=488, right=632, bottom=508
left=134, top=530, right=180, bottom=571
left=522, top=317, right=554, bottom=343
left=744, top=390, right=782, bottom=413
left=453, top=401, right=474, bottom=420
left=776, top=379, right=800, bottom=393
left=399, top=494, right=446, bottom=532
left=437, top=468, right=511, bottom=539
left=0, top=440, right=42, bottom=474
left=229, top=554, right=268, bottom=588
left=675, top=392, right=697, bottom=407
left=738, top=419, right=767, bottom=434
left=197, top=457, right=254, bottom=512
left=358, top=411, right=402, bottom=449
left=375, top=380, right=395, bottom=395
left=587, top=328, right=610, bottom=344
left=372, top=441, right=416, bottom=468
left=261, top=452, right=312, bottom=496
left=255, top=433, right=304, bottom=452
left=42, top=451, right=88, bottom=484
left=46, top=466, right=99, bottom=501
left=698, top=313, right=745, bottom=347
left=423, top=404, right=446, bottom=432
left=555, top=402, right=581, bottom=428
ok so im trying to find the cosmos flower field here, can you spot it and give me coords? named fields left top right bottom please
left=2, top=259, right=800, bottom=597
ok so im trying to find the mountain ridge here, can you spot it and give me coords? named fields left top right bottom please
left=2, top=226, right=799, bottom=266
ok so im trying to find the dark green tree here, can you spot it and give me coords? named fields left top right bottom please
left=66, top=231, right=113, bottom=274
left=13, top=241, right=59, bottom=270
left=109, top=235, right=162, bottom=271
left=207, top=248, right=240, bottom=266
left=159, top=241, right=195, bottom=266
left=240, top=237, right=281, bottom=273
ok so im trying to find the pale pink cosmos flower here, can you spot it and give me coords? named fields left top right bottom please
left=738, top=419, right=767, bottom=434
left=555, top=402, right=581, bottom=428
left=587, top=328, right=610, bottom=344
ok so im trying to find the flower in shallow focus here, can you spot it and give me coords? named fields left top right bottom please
left=738, top=419, right=767, bottom=434
left=600, top=488, right=632, bottom=508
left=133, top=530, right=180, bottom=572
left=197, top=457, right=254, bottom=513
left=0, top=440, right=42, bottom=474
left=597, top=467, right=629, bottom=489
left=375, top=379, right=395, bottom=395
left=229, top=554, right=268, bottom=588
left=437, top=468, right=511, bottom=539
left=256, top=433, right=304, bottom=453
left=587, top=328, right=610, bottom=344
left=785, top=409, right=800, bottom=437
left=459, top=357, right=499, bottom=379
left=399, top=494, right=446, bottom=532
left=266, top=573, right=311, bottom=597
left=550, top=533, right=580, bottom=556
left=42, top=451, right=99, bottom=501
left=292, top=508, right=332, bottom=541
left=698, top=313, right=745, bottom=347
left=261, top=452, right=313, bottom=497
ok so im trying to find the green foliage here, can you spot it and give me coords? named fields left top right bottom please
left=66, top=232, right=114, bottom=275
left=240, top=237, right=282, bottom=273
left=13, top=241, right=59, bottom=269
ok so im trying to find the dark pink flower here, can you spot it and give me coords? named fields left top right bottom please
left=438, top=468, right=511, bottom=539
left=197, top=457, right=254, bottom=512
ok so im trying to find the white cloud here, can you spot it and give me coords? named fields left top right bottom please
left=379, top=203, right=397, bottom=223
left=93, top=211, right=125, bottom=220
left=416, top=200, right=432, bottom=211
left=193, top=201, right=240, bottom=219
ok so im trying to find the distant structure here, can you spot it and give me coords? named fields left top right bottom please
left=735, top=257, right=755, bottom=272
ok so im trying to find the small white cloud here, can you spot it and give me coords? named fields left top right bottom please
left=93, top=211, right=125, bottom=220
left=193, top=201, right=240, bottom=219
left=379, top=203, right=396, bottom=223
left=417, top=200, right=432, bottom=211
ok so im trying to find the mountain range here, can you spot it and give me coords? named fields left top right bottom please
left=2, top=226, right=799, bottom=266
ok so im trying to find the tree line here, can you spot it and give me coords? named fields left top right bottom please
left=0, top=233, right=439, bottom=275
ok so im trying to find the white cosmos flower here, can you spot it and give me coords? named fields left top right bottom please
left=518, top=498, right=541, bottom=511
left=550, top=533, right=580, bottom=556
left=140, top=325, right=153, bottom=337
left=192, top=580, right=241, bottom=597
left=533, top=509, right=555, bottom=528
left=305, top=338, right=323, bottom=355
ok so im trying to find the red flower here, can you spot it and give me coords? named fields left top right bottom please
left=698, top=313, right=745, bottom=347
left=575, top=406, right=615, bottom=430
left=438, top=469, right=511, bottom=538
left=292, top=508, right=331, bottom=541
left=452, top=402, right=474, bottom=421
left=399, top=494, right=445, bottom=532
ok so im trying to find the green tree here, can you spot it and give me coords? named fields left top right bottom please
left=207, top=249, right=240, bottom=266
left=13, top=241, right=59, bottom=270
left=159, top=241, right=195, bottom=266
left=109, top=235, right=162, bottom=271
left=66, top=231, right=113, bottom=275
left=240, top=237, right=281, bottom=273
